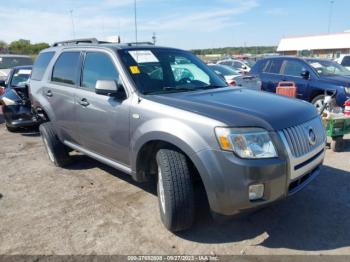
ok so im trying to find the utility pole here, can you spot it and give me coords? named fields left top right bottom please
left=69, top=10, right=76, bottom=38
left=328, top=0, right=335, bottom=33
left=134, top=0, right=138, bottom=43
left=152, top=32, right=156, bottom=45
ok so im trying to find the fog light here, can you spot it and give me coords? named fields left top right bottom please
left=249, top=184, right=264, bottom=200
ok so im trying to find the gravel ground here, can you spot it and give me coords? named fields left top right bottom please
left=0, top=113, right=349, bottom=255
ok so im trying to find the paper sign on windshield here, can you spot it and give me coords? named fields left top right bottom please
left=310, top=62, right=322, bottom=68
left=17, top=69, right=32, bottom=75
left=128, top=50, right=159, bottom=63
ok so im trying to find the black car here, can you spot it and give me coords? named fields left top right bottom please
left=0, top=65, right=37, bottom=131
left=250, top=56, right=350, bottom=110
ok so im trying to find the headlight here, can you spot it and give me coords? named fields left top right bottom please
left=345, top=87, right=350, bottom=94
left=215, top=127, right=277, bottom=159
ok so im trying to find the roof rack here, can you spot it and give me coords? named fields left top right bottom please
left=52, top=38, right=101, bottom=47
left=126, top=42, right=154, bottom=46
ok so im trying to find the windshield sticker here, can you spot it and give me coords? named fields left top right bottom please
left=130, top=66, right=141, bottom=74
left=128, top=50, right=159, bottom=63
left=310, top=62, right=323, bottom=68
left=17, top=69, right=31, bottom=75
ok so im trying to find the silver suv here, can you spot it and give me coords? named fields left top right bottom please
left=30, top=38, right=326, bottom=232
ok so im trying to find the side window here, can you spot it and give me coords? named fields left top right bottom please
left=52, top=52, right=80, bottom=85
left=282, top=60, right=306, bottom=77
left=267, top=59, right=282, bottom=74
left=82, top=52, right=119, bottom=90
left=31, top=52, right=55, bottom=81
left=341, top=56, right=350, bottom=67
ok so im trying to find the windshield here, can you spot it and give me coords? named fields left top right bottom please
left=209, top=65, right=239, bottom=76
left=0, top=57, right=33, bottom=69
left=118, top=48, right=227, bottom=94
left=10, top=68, right=32, bottom=87
left=307, top=59, right=350, bottom=76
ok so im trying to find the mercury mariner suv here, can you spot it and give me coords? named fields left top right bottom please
left=29, top=38, right=326, bottom=232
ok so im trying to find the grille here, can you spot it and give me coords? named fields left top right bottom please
left=282, top=117, right=325, bottom=158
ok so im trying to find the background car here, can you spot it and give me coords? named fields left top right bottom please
left=335, top=54, right=350, bottom=70
left=250, top=56, right=350, bottom=110
left=208, top=64, right=261, bottom=90
left=0, top=54, right=33, bottom=84
left=0, top=65, right=36, bottom=131
left=217, top=59, right=251, bottom=74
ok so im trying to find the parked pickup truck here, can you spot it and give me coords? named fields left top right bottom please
left=30, top=39, right=326, bottom=232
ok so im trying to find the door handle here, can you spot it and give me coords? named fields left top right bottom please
left=45, top=90, right=53, bottom=97
left=79, top=98, right=90, bottom=107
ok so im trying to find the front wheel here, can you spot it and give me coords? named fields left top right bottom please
left=311, top=95, right=325, bottom=112
left=156, top=148, right=195, bottom=232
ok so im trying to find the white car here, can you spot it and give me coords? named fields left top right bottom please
left=335, top=54, right=350, bottom=70
left=217, top=59, right=251, bottom=74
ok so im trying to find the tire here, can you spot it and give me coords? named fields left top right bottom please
left=39, top=122, right=71, bottom=167
left=331, top=136, right=344, bottom=152
left=311, top=95, right=325, bottom=112
left=156, top=148, right=195, bottom=232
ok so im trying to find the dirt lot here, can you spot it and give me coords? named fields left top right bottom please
left=0, top=113, right=349, bottom=255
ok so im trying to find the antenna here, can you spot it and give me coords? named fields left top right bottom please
left=69, top=10, right=76, bottom=38
left=134, top=0, right=138, bottom=43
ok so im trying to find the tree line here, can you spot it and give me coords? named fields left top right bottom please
left=0, top=39, right=50, bottom=55
left=191, top=46, right=277, bottom=55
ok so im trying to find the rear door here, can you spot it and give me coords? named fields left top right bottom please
left=280, top=59, right=310, bottom=100
left=46, top=51, right=82, bottom=143
left=75, top=50, right=130, bottom=166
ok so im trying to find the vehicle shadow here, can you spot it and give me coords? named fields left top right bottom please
left=0, top=113, right=4, bottom=124
left=65, top=154, right=350, bottom=251
left=66, top=155, right=157, bottom=195
left=177, top=165, right=350, bottom=251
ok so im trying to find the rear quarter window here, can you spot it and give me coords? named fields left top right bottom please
left=266, top=59, right=282, bottom=74
left=31, top=52, right=55, bottom=81
left=250, top=59, right=269, bottom=74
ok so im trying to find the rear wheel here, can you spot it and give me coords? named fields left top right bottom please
left=156, top=148, right=195, bottom=232
left=39, top=122, right=72, bottom=167
left=311, top=95, right=325, bottom=112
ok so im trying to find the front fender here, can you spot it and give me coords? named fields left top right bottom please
left=130, top=118, right=214, bottom=173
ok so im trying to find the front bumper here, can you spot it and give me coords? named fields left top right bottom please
left=193, top=135, right=325, bottom=216
left=2, top=105, right=38, bottom=128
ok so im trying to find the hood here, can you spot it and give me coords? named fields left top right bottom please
left=145, top=88, right=319, bottom=131
left=318, top=75, right=350, bottom=86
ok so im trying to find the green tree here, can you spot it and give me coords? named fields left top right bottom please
left=31, top=42, right=50, bottom=54
left=8, top=39, right=31, bottom=54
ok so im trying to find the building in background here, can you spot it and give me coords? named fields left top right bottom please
left=277, top=32, right=350, bottom=58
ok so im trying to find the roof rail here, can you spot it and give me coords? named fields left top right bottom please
left=52, top=38, right=100, bottom=47
left=126, top=42, right=154, bottom=46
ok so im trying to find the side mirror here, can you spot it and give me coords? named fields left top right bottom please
left=301, top=70, right=310, bottom=79
left=0, top=79, right=5, bottom=88
left=242, top=66, right=247, bottom=70
left=95, top=80, right=119, bottom=96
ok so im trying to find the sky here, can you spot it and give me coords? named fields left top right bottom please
left=1, top=0, right=350, bottom=49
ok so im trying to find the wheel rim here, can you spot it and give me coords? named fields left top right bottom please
left=42, top=135, right=55, bottom=163
left=313, top=98, right=324, bottom=112
left=158, top=165, right=166, bottom=214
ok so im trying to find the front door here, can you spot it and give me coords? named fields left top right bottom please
left=280, top=59, right=310, bottom=100
left=75, top=51, right=130, bottom=166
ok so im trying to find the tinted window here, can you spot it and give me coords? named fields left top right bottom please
left=82, top=52, right=119, bottom=90
left=0, top=57, right=33, bottom=69
left=31, top=52, right=55, bottom=81
left=283, top=60, right=306, bottom=77
left=267, top=59, right=282, bottom=74
left=52, top=52, right=80, bottom=85
left=342, top=56, right=350, bottom=67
